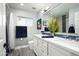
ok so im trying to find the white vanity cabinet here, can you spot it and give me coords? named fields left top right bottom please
left=38, top=39, right=47, bottom=56
left=33, top=36, right=47, bottom=56
left=33, top=34, right=79, bottom=56
left=48, top=43, right=78, bottom=56
left=33, top=36, right=38, bottom=55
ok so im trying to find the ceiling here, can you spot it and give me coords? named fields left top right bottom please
left=7, top=3, right=79, bottom=16
left=7, top=3, right=52, bottom=13
left=46, top=3, right=79, bottom=16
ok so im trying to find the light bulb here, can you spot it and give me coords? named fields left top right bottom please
left=20, top=3, right=24, bottom=6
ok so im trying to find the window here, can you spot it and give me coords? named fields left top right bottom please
left=17, top=17, right=33, bottom=26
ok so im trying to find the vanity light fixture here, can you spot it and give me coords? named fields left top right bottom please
left=41, top=6, right=50, bottom=14
left=45, top=6, right=50, bottom=10
left=41, top=6, right=50, bottom=13
left=44, top=6, right=50, bottom=12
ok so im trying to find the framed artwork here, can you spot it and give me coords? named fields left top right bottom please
left=37, top=19, right=42, bottom=30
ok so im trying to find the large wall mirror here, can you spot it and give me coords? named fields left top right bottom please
left=42, top=3, right=79, bottom=34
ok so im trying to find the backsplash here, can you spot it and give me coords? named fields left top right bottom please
left=55, top=33, right=79, bottom=41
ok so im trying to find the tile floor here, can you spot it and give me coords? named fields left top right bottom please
left=8, top=46, right=36, bottom=56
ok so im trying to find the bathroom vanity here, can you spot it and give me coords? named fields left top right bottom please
left=33, top=33, right=79, bottom=56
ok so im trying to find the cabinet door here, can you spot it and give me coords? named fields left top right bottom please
left=38, top=39, right=47, bottom=56
left=33, top=36, right=38, bottom=55
left=48, top=43, right=77, bottom=56
left=48, top=43, right=62, bottom=56
left=41, top=40, right=47, bottom=56
left=33, top=36, right=47, bottom=56
left=37, top=39, right=42, bottom=56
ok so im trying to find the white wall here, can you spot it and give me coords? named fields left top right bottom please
left=0, top=4, right=3, bottom=39
left=69, top=7, right=79, bottom=26
left=0, top=3, right=6, bottom=56
left=6, top=4, right=16, bottom=49
left=69, top=7, right=79, bottom=34
left=9, top=8, right=37, bottom=48
left=0, top=3, right=6, bottom=44
left=9, top=12, right=15, bottom=49
left=74, top=11, right=79, bottom=34
left=6, top=4, right=12, bottom=49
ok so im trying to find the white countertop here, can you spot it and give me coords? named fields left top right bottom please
left=34, top=34, right=79, bottom=55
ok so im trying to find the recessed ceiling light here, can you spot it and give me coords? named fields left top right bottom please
left=32, top=7, right=36, bottom=10
left=20, top=3, right=24, bottom=6
left=41, top=10, right=44, bottom=13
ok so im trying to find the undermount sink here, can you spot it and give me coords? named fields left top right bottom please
left=41, top=31, right=54, bottom=38
left=42, top=35, right=54, bottom=38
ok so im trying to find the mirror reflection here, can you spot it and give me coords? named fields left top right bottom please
left=40, top=3, right=79, bottom=40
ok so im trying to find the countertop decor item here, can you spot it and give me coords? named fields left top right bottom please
left=48, top=17, right=59, bottom=33
left=68, top=24, right=75, bottom=33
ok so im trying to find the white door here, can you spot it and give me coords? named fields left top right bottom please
left=0, top=3, right=6, bottom=56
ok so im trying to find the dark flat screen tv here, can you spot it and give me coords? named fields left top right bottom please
left=16, top=26, right=27, bottom=38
